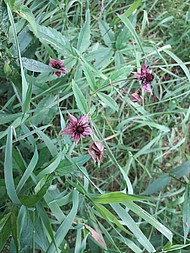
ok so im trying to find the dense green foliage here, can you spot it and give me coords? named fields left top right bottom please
left=0, top=0, right=190, bottom=252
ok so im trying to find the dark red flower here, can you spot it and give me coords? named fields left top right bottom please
left=61, top=113, right=92, bottom=144
left=88, top=141, right=104, bottom=163
left=133, top=61, right=154, bottom=94
left=49, top=58, right=67, bottom=77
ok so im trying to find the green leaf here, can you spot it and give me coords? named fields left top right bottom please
left=19, top=6, right=38, bottom=37
left=164, top=49, right=190, bottom=83
left=118, top=14, right=145, bottom=55
left=98, top=20, right=115, bottom=47
left=11, top=206, right=19, bottom=252
left=124, top=201, right=173, bottom=243
left=4, top=126, right=21, bottom=204
left=7, top=4, right=28, bottom=110
left=35, top=128, right=57, bottom=157
left=92, top=192, right=149, bottom=204
left=47, top=190, right=79, bottom=253
left=22, top=57, right=52, bottom=72
left=82, top=62, right=96, bottom=91
left=16, top=147, right=38, bottom=193
left=171, top=161, right=190, bottom=179
left=0, top=213, right=11, bottom=251
left=72, top=79, right=88, bottom=114
left=77, top=9, right=91, bottom=53
left=183, top=185, right=190, bottom=242
left=4, top=0, right=15, bottom=7
left=37, top=152, right=62, bottom=180
left=112, top=203, right=155, bottom=252
left=36, top=203, right=56, bottom=248
left=123, top=0, right=142, bottom=18
left=74, top=48, right=107, bottom=80
left=0, top=112, right=22, bottom=125
left=19, top=175, right=53, bottom=207
left=143, top=174, right=171, bottom=195
left=97, top=92, right=119, bottom=112
left=23, top=82, right=32, bottom=113
left=37, top=25, right=67, bottom=54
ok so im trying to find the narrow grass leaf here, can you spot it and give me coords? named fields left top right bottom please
left=4, top=126, right=21, bottom=204
left=10, top=206, right=19, bottom=252
left=92, top=192, right=149, bottom=204
left=134, top=134, right=161, bottom=158
left=164, top=49, right=190, bottom=82
left=23, top=82, right=32, bottom=113
left=112, top=203, right=155, bottom=252
left=93, top=203, right=131, bottom=235
left=124, top=201, right=173, bottom=243
left=36, top=203, right=57, bottom=249
left=77, top=9, right=91, bottom=53
left=0, top=112, right=22, bottom=125
left=74, top=48, right=107, bottom=80
left=19, top=175, right=53, bottom=207
left=7, top=4, right=28, bottom=109
left=183, top=185, right=190, bottom=243
left=118, top=14, right=145, bottom=55
left=16, top=146, right=38, bottom=193
left=37, top=152, right=62, bottom=180
left=123, top=0, right=142, bottom=18
left=47, top=190, right=79, bottom=253
left=44, top=192, right=65, bottom=223
left=35, top=128, right=57, bottom=157
left=72, top=79, right=88, bottom=114
left=97, top=92, right=119, bottom=112
left=0, top=213, right=12, bottom=251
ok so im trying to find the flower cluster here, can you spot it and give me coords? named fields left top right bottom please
left=49, top=58, right=67, bottom=77
left=133, top=61, right=154, bottom=95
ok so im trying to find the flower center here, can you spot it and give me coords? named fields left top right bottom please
left=76, top=125, right=84, bottom=134
left=54, top=62, right=61, bottom=69
left=146, top=73, right=154, bottom=82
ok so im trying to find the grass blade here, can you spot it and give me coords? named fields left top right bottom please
left=16, top=146, right=38, bottom=193
left=72, top=79, right=88, bottom=114
left=47, top=190, right=79, bottom=252
left=4, top=126, right=20, bottom=204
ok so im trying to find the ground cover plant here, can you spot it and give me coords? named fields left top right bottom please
left=0, top=0, right=190, bottom=252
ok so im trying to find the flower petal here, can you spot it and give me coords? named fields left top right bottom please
left=94, top=141, right=104, bottom=152
left=49, top=57, right=56, bottom=66
left=68, top=112, right=78, bottom=124
left=61, top=126, right=74, bottom=135
left=83, top=126, right=92, bottom=135
left=133, top=72, right=142, bottom=80
left=141, top=62, right=147, bottom=74
left=74, top=133, right=81, bottom=144
left=78, top=114, right=89, bottom=125
left=142, top=83, right=152, bottom=94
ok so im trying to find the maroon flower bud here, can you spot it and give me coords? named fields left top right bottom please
left=88, top=141, right=104, bottom=163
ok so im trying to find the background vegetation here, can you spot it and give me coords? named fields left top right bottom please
left=0, top=0, right=190, bottom=252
